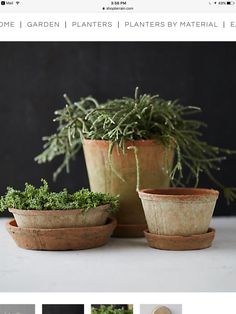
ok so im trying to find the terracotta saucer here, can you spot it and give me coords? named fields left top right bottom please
left=6, top=218, right=117, bottom=251
left=144, top=228, right=215, bottom=251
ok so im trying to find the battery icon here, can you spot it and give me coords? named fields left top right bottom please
left=227, top=1, right=235, bottom=4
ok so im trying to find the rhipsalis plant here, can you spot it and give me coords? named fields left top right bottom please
left=92, top=305, right=133, bottom=314
left=35, top=88, right=236, bottom=203
left=0, top=179, right=119, bottom=212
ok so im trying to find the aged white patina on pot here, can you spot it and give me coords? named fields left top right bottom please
left=138, top=188, right=219, bottom=236
left=9, top=204, right=110, bottom=229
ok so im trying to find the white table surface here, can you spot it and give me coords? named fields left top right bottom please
left=0, top=217, right=235, bottom=292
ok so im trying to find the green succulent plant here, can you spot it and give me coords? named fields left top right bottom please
left=92, top=305, right=133, bottom=314
left=0, top=179, right=119, bottom=213
left=35, top=88, right=236, bottom=203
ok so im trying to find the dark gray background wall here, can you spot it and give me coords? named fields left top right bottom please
left=0, top=42, right=235, bottom=216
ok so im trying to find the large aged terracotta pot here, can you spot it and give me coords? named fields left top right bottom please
left=83, top=139, right=174, bottom=237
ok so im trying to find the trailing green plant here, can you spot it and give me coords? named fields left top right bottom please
left=92, top=305, right=133, bottom=314
left=0, top=179, right=119, bottom=213
left=35, top=88, right=236, bottom=203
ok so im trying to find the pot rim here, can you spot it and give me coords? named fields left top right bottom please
left=138, top=187, right=219, bottom=200
left=8, top=203, right=110, bottom=216
left=83, top=138, right=165, bottom=147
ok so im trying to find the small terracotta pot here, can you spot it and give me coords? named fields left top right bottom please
left=6, top=217, right=117, bottom=251
left=138, top=188, right=219, bottom=236
left=8, top=204, right=110, bottom=229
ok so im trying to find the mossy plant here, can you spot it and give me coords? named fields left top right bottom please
left=35, top=88, right=236, bottom=203
left=0, top=179, right=119, bottom=213
left=92, top=305, right=133, bottom=314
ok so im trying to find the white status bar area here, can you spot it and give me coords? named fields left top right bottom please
left=0, top=0, right=236, bottom=13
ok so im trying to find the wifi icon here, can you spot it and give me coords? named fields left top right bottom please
left=16, top=1, right=20, bottom=4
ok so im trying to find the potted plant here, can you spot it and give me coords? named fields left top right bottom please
left=35, top=88, right=236, bottom=237
left=0, top=179, right=118, bottom=229
left=1, top=179, right=118, bottom=251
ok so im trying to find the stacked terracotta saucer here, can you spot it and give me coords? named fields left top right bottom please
left=6, top=205, right=117, bottom=251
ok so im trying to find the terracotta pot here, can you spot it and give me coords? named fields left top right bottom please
left=6, top=217, right=117, bottom=251
left=8, top=204, right=110, bottom=229
left=138, top=188, right=219, bottom=236
left=83, top=139, right=173, bottom=237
